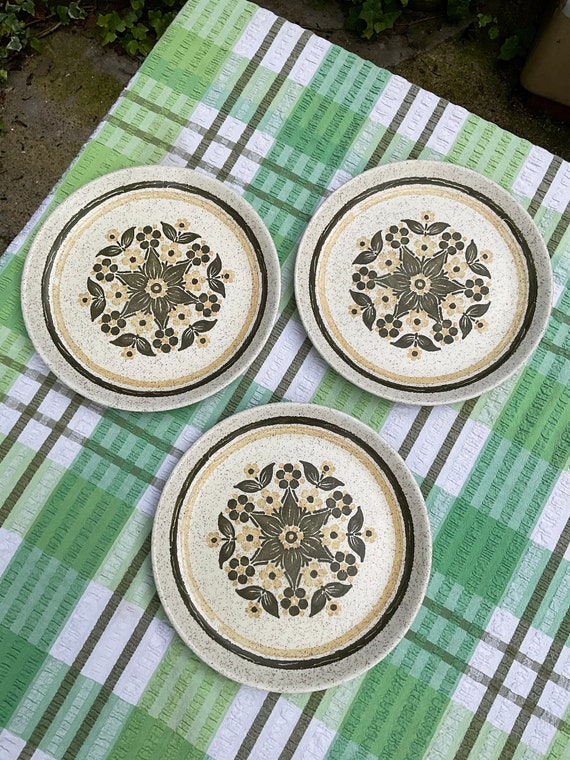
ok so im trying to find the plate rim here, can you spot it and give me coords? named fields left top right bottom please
left=20, top=165, right=280, bottom=412
left=294, top=160, right=553, bottom=406
left=151, top=402, right=432, bottom=692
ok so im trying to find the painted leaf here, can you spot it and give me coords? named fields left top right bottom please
left=261, top=590, right=279, bottom=618
left=350, top=290, right=373, bottom=308
left=363, top=305, right=377, bottom=331
left=121, top=291, right=151, bottom=319
left=236, top=585, right=263, bottom=600
left=465, top=240, right=478, bottom=264
left=352, top=249, right=378, bottom=266
left=180, top=327, right=195, bottom=350
left=207, top=254, right=222, bottom=279
left=371, top=229, right=384, bottom=251
left=115, top=271, right=146, bottom=289
left=380, top=273, right=410, bottom=292
left=233, top=479, right=261, bottom=493
left=401, top=247, right=421, bottom=276
left=281, top=489, right=300, bottom=525
left=177, top=231, right=200, bottom=244
left=299, top=511, right=330, bottom=537
left=300, top=536, right=333, bottom=563
left=391, top=333, right=416, bottom=349
left=347, top=506, right=364, bottom=534
left=426, top=221, right=450, bottom=235
left=167, top=286, right=194, bottom=305
left=423, top=251, right=446, bottom=279
left=318, top=476, right=344, bottom=490
left=162, top=262, right=188, bottom=285
left=120, top=227, right=135, bottom=248
left=161, top=221, right=178, bottom=242
left=192, top=319, right=217, bottom=334
left=469, top=261, right=491, bottom=278
left=466, top=302, right=490, bottom=318
left=252, top=514, right=282, bottom=538
left=218, top=540, right=235, bottom=568
left=87, top=278, right=105, bottom=298
left=97, top=245, right=122, bottom=257
left=395, top=290, right=419, bottom=316
left=209, top=277, right=226, bottom=297
left=252, top=538, right=282, bottom=564
left=402, top=219, right=425, bottom=235
left=283, top=547, right=302, bottom=586
left=419, top=292, right=441, bottom=322
left=416, top=334, right=441, bottom=352
left=145, top=249, right=162, bottom=279
left=309, top=588, right=327, bottom=617
left=460, top=314, right=473, bottom=339
left=90, top=298, right=106, bottom=321
left=348, top=534, right=366, bottom=562
left=324, top=582, right=351, bottom=598
left=259, top=463, right=275, bottom=488
left=110, top=333, right=136, bottom=347
left=151, top=296, right=170, bottom=328
left=300, top=460, right=320, bottom=486
left=218, top=513, right=235, bottom=539
left=429, top=276, right=461, bottom=299
left=134, top=336, right=155, bottom=357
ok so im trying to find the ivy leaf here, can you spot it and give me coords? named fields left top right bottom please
left=427, top=221, right=450, bottom=235
left=179, top=327, right=195, bottom=350
left=460, top=314, right=473, bottom=339
left=465, top=240, right=478, bottom=264
left=347, top=506, right=364, bottom=534
left=469, top=261, right=491, bottom=278
left=177, top=232, right=200, bottom=244
left=402, top=219, right=425, bottom=235
left=209, top=278, right=226, bottom=297
left=161, top=222, right=178, bottom=242
left=110, top=333, right=137, bottom=347
left=218, top=513, right=235, bottom=539
left=236, top=585, right=263, bottom=600
left=90, top=298, right=106, bottom=321
left=363, top=305, right=377, bottom=331
left=120, top=227, right=135, bottom=249
left=218, top=540, right=235, bottom=568
left=319, top=475, right=344, bottom=490
left=261, top=590, right=279, bottom=618
left=371, top=230, right=384, bottom=252
left=350, top=290, right=372, bottom=308
left=87, top=278, right=104, bottom=298
left=300, top=460, right=320, bottom=486
left=192, top=319, right=217, bottom=333
left=416, top=334, right=441, bottom=352
left=465, top=302, right=490, bottom=318
left=259, top=463, right=275, bottom=488
left=352, top=249, right=378, bottom=266
left=309, top=588, right=327, bottom=617
left=97, top=245, right=123, bottom=257
left=323, top=582, right=352, bottom=598
left=233, top=479, right=261, bottom=493
left=348, top=534, right=366, bottom=562
left=391, top=333, right=416, bottom=349
left=134, top=336, right=155, bottom=357
left=207, top=254, right=222, bottom=279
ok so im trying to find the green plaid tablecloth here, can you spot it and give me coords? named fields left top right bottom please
left=1, top=1, right=570, bottom=757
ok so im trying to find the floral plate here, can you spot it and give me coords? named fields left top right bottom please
left=151, top=403, right=431, bottom=692
left=21, top=166, right=280, bottom=411
left=295, top=161, right=552, bottom=405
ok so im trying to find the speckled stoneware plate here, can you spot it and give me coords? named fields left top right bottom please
left=21, top=166, right=280, bottom=411
left=152, top=403, right=431, bottom=692
left=295, top=161, right=552, bottom=405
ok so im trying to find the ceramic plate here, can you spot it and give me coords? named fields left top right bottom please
left=295, top=161, right=552, bottom=405
left=152, top=403, right=431, bottom=692
left=21, top=166, right=280, bottom=411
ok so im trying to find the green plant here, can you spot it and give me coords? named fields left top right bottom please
left=345, top=0, right=407, bottom=39
left=97, top=0, right=184, bottom=57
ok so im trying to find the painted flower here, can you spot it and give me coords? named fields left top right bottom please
left=171, top=306, right=195, bottom=328
left=385, top=224, right=411, bottom=250
left=441, top=294, right=466, bottom=318
left=110, top=285, right=129, bottom=307
left=420, top=210, right=435, bottom=224
left=246, top=601, right=262, bottom=618
left=159, top=242, right=183, bottom=264
left=184, top=271, right=206, bottom=292
left=302, top=562, right=328, bottom=588
left=117, top=250, right=195, bottom=327
left=432, top=319, right=460, bottom=345
left=444, top=256, right=468, bottom=280
left=348, top=304, right=360, bottom=319
left=176, top=217, right=191, bottom=230
left=243, top=464, right=260, bottom=478
left=152, top=327, right=179, bottom=354
left=221, top=270, right=235, bottom=284
left=376, top=250, right=399, bottom=273
left=105, top=228, right=120, bottom=243
left=121, top=346, right=136, bottom=361
left=236, top=526, right=261, bottom=551
left=196, top=334, right=210, bottom=349
left=275, top=464, right=303, bottom=490
left=120, top=248, right=145, bottom=269
left=99, top=310, right=127, bottom=338
left=321, top=524, right=345, bottom=551
left=78, top=291, right=90, bottom=307
left=206, top=531, right=223, bottom=548
left=299, top=488, right=323, bottom=513
left=374, top=288, right=398, bottom=311
left=464, top=278, right=490, bottom=302
left=405, top=312, right=429, bottom=332
left=480, top=249, right=493, bottom=265
left=256, top=490, right=280, bottom=515
left=321, top=461, right=335, bottom=475
left=258, top=563, right=284, bottom=590
left=129, top=314, right=152, bottom=333
left=92, top=257, right=118, bottom=283
left=438, top=229, right=466, bottom=256
left=408, top=347, right=422, bottom=361
left=377, top=248, right=462, bottom=320
left=250, top=493, right=332, bottom=589
left=363, top=527, right=377, bottom=542
left=415, top=237, right=438, bottom=257
left=356, top=237, right=371, bottom=249
left=326, top=600, right=341, bottom=616
left=474, top=318, right=488, bottom=333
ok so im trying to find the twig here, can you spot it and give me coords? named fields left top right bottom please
left=36, top=21, right=63, bottom=39
left=403, top=15, right=440, bottom=27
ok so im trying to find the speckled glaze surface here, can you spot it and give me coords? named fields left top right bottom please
left=295, top=161, right=552, bottom=405
left=21, top=166, right=280, bottom=411
left=151, top=403, right=431, bottom=692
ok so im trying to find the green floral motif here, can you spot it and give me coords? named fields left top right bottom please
left=207, top=460, right=376, bottom=619
left=349, top=212, right=492, bottom=361
left=79, top=221, right=233, bottom=358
